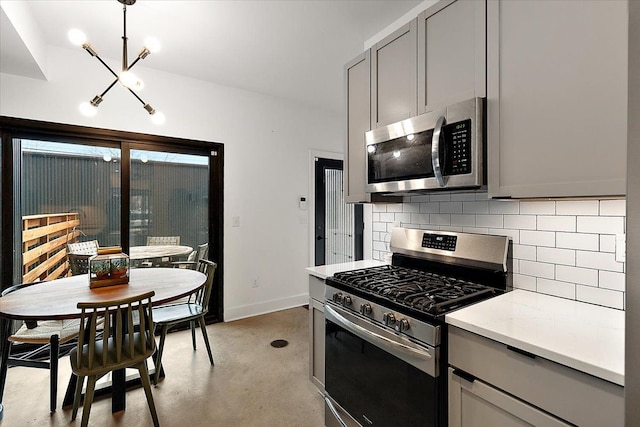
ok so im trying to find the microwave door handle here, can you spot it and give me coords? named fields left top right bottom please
left=431, top=115, right=446, bottom=187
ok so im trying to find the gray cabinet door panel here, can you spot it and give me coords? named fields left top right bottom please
left=488, top=0, right=627, bottom=198
left=371, top=20, right=418, bottom=128
left=418, top=0, right=486, bottom=113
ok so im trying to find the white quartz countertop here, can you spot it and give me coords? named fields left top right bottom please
left=445, top=289, right=625, bottom=386
left=305, top=260, right=387, bottom=280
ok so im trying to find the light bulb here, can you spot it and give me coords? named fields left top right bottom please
left=406, top=134, right=415, bottom=141
left=79, top=101, right=98, bottom=117
left=103, top=154, right=112, bottom=162
left=68, top=29, right=87, bottom=46
left=393, top=150, right=401, bottom=159
left=144, top=37, right=161, bottom=53
left=119, top=71, right=144, bottom=91
left=367, top=145, right=376, bottom=154
left=150, top=111, right=166, bottom=125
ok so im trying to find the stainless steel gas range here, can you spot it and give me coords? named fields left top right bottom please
left=324, top=227, right=512, bottom=427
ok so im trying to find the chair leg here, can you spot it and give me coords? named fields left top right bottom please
left=190, top=320, right=196, bottom=350
left=154, top=325, right=169, bottom=385
left=138, top=361, right=160, bottom=427
left=71, top=375, right=84, bottom=421
left=50, top=334, right=59, bottom=413
left=80, top=375, right=97, bottom=427
left=198, top=316, right=214, bottom=365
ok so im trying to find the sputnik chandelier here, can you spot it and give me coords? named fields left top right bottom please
left=68, top=0, right=165, bottom=124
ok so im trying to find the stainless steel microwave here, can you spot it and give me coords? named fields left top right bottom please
left=365, top=98, right=484, bottom=194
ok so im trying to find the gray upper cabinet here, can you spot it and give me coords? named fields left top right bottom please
left=418, top=0, right=486, bottom=114
left=487, top=0, right=628, bottom=198
left=344, top=51, right=372, bottom=203
left=371, top=20, right=418, bottom=129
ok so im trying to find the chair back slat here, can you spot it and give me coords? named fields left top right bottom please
left=76, top=291, right=155, bottom=372
left=192, top=260, right=217, bottom=312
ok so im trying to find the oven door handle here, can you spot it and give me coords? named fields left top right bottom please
left=431, top=115, right=446, bottom=187
left=325, top=396, right=349, bottom=427
left=325, top=305, right=432, bottom=362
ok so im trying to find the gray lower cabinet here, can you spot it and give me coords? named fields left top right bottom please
left=418, top=0, right=486, bottom=114
left=371, top=20, right=418, bottom=129
left=448, top=326, right=624, bottom=427
left=308, top=275, right=325, bottom=391
left=487, top=0, right=628, bottom=198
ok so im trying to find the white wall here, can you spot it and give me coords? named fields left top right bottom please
left=371, top=192, right=627, bottom=310
left=0, top=46, right=343, bottom=321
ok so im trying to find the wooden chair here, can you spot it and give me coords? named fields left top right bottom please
left=1, top=283, right=82, bottom=412
left=146, top=236, right=180, bottom=246
left=171, top=243, right=209, bottom=270
left=70, top=291, right=159, bottom=427
left=152, top=259, right=217, bottom=384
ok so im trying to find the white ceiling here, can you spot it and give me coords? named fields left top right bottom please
left=0, top=0, right=423, bottom=114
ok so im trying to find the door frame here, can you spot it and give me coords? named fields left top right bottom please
left=308, top=150, right=367, bottom=266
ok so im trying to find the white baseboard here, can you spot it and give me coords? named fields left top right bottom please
left=223, top=293, right=309, bottom=322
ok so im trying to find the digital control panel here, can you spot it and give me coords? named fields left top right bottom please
left=422, top=233, right=457, bottom=251
left=444, top=119, right=472, bottom=176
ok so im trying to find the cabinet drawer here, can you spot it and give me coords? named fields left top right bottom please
left=448, top=326, right=624, bottom=427
left=309, top=275, right=325, bottom=302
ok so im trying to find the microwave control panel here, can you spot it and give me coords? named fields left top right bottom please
left=444, top=119, right=472, bottom=176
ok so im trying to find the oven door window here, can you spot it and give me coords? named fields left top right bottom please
left=325, top=318, right=441, bottom=427
left=367, top=129, right=434, bottom=184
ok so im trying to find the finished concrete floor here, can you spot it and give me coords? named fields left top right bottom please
left=0, top=306, right=325, bottom=426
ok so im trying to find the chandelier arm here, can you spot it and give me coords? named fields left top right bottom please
left=94, top=55, right=120, bottom=79
left=127, top=56, right=142, bottom=71
left=100, top=79, right=119, bottom=98
left=126, top=86, right=148, bottom=106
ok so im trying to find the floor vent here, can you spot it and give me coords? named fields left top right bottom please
left=270, top=339, right=289, bottom=348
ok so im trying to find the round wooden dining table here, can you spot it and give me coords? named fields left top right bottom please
left=0, top=267, right=206, bottom=417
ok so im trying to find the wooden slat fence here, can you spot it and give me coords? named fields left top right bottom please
left=22, top=213, right=80, bottom=282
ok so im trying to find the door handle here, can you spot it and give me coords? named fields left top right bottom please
left=431, top=115, right=446, bottom=187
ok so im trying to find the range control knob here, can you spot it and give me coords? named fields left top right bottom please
left=382, top=312, right=396, bottom=326
left=342, top=295, right=352, bottom=307
left=359, top=303, right=372, bottom=315
left=394, top=318, right=410, bottom=333
left=332, top=293, right=343, bottom=304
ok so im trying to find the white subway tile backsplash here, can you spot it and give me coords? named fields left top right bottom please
left=462, top=201, right=489, bottom=214
left=556, top=200, right=599, bottom=216
left=386, top=204, right=404, bottom=213
left=380, top=213, right=395, bottom=223
left=519, top=201, right=555, bottom=215
left=537, top=215, right=576, bottom=232
left=513, top=274, right=536, bottom=291
left=420, top=203, right=440, bottom=214
left=430, top=193, right=451, bottom=202
left=599, top=270, right=625, bottom=292
left=556, top=265, right=598, bottom=286
left=451, top=214, right=476, bottom=227
left=371, top=195, right=627, bottom=309
left=489, top=200, right=520, bottom=214
left=520, top=260, right=555, bottom=279
left=476, top=214, right=504, bottom=228
left=430, top=214, right=451, bottom=226
left=537, top=278, right=576, bottom=299
left=556, top=232, right=599, bottom=251
left=451, top=193, right=478, bottom=201
left=576, top=285, right=624, bottom=309
left=513, top=244, right=536, bottom=261
left=537, top=247, right=575, bottom=266
left=576, top=251, right=624, bottom=272
left=504, top=215, right=536, bottom=230
left=411, top=213, right=431, bottom=224
left=520, top=230, right=555, bottom=247
left=440, top=202, right=463, bottom=214
left=403, top=203, right=420, bottom=213
left=600, top=199, right=626, bottom=216
left=599, top=235, right=616, bottom=253
left=577, top=216, right=625, bottom=234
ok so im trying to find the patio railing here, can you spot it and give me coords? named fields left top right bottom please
left=22, top=213, right=80, bottom=282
